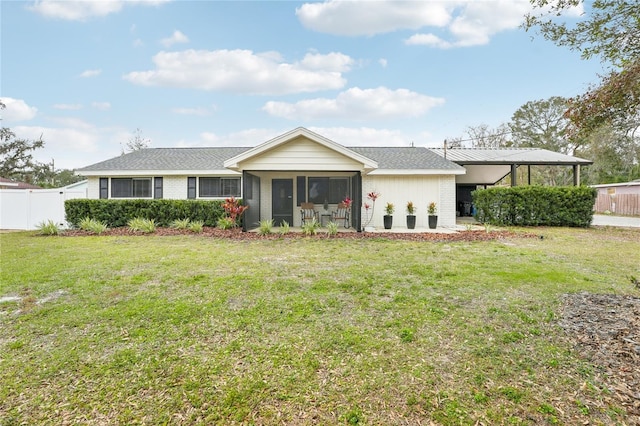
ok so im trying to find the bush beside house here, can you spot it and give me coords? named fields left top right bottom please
left=65, top=199, right=228, bottom=228
left=472, top=186, right=597, bottom=227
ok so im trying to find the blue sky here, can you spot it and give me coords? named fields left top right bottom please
left=2, top=0, right=605, bottom=170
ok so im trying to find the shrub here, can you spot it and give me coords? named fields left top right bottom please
left=217, top=217, right=235, bottom=230
left=127, top=217, right=156, bottom=233
left=326, top=221, right=338, bottom=236
left=472, top=186, right=596, bottom=227
left=301, top=218, right=321, bottom=236
left=188, top=220, right=204, bottom=233
left=170, top=218, right=191, bottom=229
left=279, top=220, right=290, bottom=235
left=36, top=220, right=60, bottom=236
left=79, top=217, right=108, bottom=234
left=258, top=219, right=273, bottom=235
left=65, top=199, right=226, bottom=228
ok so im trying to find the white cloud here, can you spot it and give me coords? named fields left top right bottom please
left=79, top=69, right=101, bottom=78
left=172, top=107, right=213, bottom=116
left=296, top=0, right=452, bottom=36
left=299, top=52, right=354, bottom=72
left=54, top=103, right=83, bottom=110
left=91, top=102, right=111, bottom=110
left=176, top=128, right=280, bottom=148
left=298, top=0, right=583, bottom=49
left=29, top=0, right=170, bottom=21
left=160, top=30, right=189, bottom=48
left=262, top=87, right=445, bottom=120
left=378, top=58, right=388, bottom=68
left=308, top=126, right=414, bottom=147
left=123, top=49, right=349, bottom=95
left=1, top=98, right=38, bottom=121
left=13, top=124, right=102, bottom=169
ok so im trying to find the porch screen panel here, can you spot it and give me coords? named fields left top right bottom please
left=242, top=172, right=260, bottom=231
left=351, top=172, right=361, bottom=231
left=296, top=176, right=306, bottom=206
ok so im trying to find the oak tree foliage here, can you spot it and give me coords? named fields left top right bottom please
left=524, top=0, right=640, bottom=135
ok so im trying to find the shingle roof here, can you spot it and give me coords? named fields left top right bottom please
left=77, top=145, right=464, bottom=173
left=430, top=147, right=592, bottom=165
left=76, top=147, right=252, bottom=172
left=349, top=147, right=464, bottom=170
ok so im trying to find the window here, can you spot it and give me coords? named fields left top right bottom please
left=111, top=178, right=152, bottom=198
left=198, top=177, right=240, bottom=197
left=99, top=178, right=108, bottom=199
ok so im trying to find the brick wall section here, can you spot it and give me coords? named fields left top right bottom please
left=438, top=175, right=456, bottom=227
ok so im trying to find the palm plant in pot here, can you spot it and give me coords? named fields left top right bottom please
left=406, top=201, right=416, bottom=229
left=384, top=202, right=394, bottom=229
left=428, top=201, right=438, bottom=229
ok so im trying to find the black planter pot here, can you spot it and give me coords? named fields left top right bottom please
left=383, top=215, right=393, bottom=229
left=428, top=215, right=438, bottom=229
left=406, top=215, right=416, bottom=229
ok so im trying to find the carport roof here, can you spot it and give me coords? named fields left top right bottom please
left=430, top=147, right=592, bottom=165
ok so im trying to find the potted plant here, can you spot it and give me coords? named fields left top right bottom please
left=428, top=201, right=438, bottom=229
left=406, top=201, right=416, bottom=229
left=384, top=202, right=394, bottom=229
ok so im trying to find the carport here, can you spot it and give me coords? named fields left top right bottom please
left=430, top=147, right=593, bottom=216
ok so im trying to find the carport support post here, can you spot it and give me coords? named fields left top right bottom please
left=573, top=164, right=580, bottom=186
left=511, top=164, right=517, bottom=187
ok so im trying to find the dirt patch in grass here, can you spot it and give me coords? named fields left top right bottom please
left=560, top=292, right=640, bottom=423
left=61, top=227, right=535, bottom=242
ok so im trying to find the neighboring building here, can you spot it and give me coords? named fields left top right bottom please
left=76, top=127, right=593, bottom=230
left=592, top=180, right=640, bottom=216
left=0, top=177, right=42, bottom=189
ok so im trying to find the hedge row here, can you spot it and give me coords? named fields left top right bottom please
left=65, top=199, right=228, bottom=228
left=472, top=186, right=597, bottom=227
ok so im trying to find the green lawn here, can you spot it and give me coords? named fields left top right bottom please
left=1, top=227, right=638, bottom=425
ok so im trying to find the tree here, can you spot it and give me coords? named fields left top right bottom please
left=509, top=97, right=576, bottom=185
left=524, top=0, right=640, bottom=136
left=122, top=128, right=151, bottom=153
left=0, top=102, right=45, bottom=179
left=465, top=123, right=512, bottom=148
left=577, top=125, right=640, bottom=184
left=509, top=96, right=574, bottom=152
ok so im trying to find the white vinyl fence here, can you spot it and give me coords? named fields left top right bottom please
left=0, top=185, right=87, bottom=230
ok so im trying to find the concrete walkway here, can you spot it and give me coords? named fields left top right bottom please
left=591, top=214, right=640, bottom=228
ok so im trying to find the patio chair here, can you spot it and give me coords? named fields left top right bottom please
left=332, top=202, right=350, bottom=228
left=300, top=202, right=318, bottom=225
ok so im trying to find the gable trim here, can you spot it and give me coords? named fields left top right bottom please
left=223, top=127, right=378, bottom=171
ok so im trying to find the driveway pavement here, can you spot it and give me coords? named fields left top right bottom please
left=591, top=214, right=640, bottom=228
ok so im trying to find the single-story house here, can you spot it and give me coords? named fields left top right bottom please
left=0, top=177, right=42, bottom=189
left=76, top=127, right=592, bottom=231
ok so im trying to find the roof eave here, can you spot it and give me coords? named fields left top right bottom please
left=77, top=169, right=241, bottom=177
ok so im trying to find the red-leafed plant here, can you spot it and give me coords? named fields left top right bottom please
left=222, top=197, right=249, bottom=226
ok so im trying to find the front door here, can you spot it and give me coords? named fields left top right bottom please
left=272, top=179, right=293, bottom=226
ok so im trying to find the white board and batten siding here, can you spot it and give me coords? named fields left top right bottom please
left=362, top=174, right=457, bottom=228
left=237, top=137, right=364, bottom=171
